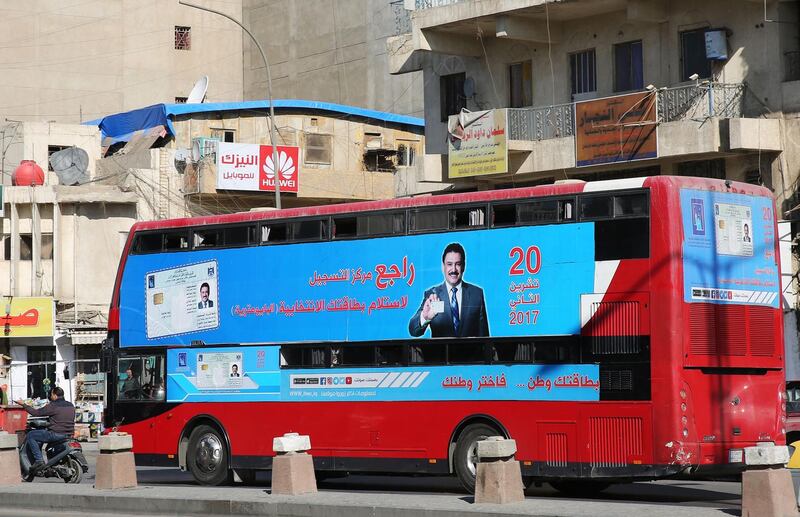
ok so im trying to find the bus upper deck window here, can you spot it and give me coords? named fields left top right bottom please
left=291, top=220, right=326, bottom=241
left=492, top=204, right=517, bottom=227
left=164, top=231, right=189, bottom=251
left=135, top=233, right=162, bottom=253
left=518, top=200, right=558, bottom=224
left=411, top=209, right=449, bottom=232
left=560, top=200, right=574, bottom=220
left=452, top=207, right=486, bottom=229
left=333, top=216, right=357, bottom=238
left=580, top=196, right=612, bottom=219
left=261, top=223, right=287, bottom=244
left=614, top=194, right=648, bottom=217
left=358, top=213, right=405, bottom=236
left=194, top=229, right=220, bottom=248
left=224, top=225, right=255, bottom=246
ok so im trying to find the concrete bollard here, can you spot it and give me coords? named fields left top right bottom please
left=271, top=433, right=317, bottom=495
left=0, top=431, right=21, bottom=485
left=94, top=432, right=137, bottom=490
left=474, top=436, right=525, bottom=504
left=741, top=443, right=799, bottom=517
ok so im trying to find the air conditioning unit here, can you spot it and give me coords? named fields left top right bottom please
left=191, top=137, right=220, bottom=161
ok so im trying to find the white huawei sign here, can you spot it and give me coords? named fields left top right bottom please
left=263, top=150, right=296, bottom=180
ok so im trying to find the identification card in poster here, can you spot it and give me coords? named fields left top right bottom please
left=196, top=351, right=243, bottom=389
left=714, top=203, right=753, bottom=257
left=145, top=260, right=219, bottom=339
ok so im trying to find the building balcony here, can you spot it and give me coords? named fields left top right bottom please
left=497, top=83, right=782, bottom=176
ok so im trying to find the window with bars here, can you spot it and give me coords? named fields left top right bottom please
left=614, top=41, right=644, bottom=92
left=569, top=49, right=597, bottom=98
left=175, top=26, right=191, bottom=50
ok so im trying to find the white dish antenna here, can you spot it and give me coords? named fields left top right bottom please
left=187, top=75, right=208, bottom=104
left=49, top=146, right=89, bottom=185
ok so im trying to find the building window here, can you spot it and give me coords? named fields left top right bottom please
left=677, top=158, right=725, bottom=179
left=680, top=28, right=711, bottom=81
left=440, top=72, right=466, bottom=122
left=174, top=96, right=188, bottom=104
left=614, top=40, right=643, bottom=92
left=47, top=145, right=70, bottom=171
left=569, top=49, right=597, bottom=97
left=304, top=134, right=332, bottom=165
left=2, top=233, right=54, bottom=260
left=210, top=128, right=235, bottom=143
left=174, top=26, right=191, bottom=50
left=509, top=61, right=532, bottom=108
left=397, top=141, right=417, bottom=167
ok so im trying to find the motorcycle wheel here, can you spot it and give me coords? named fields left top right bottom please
left=62, top=456, right=83, bottom=484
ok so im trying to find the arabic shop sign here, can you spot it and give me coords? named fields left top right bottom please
left=216, top=142, right=300, bottom=193
left=447, top=109, right=508, bottom=178
left=1, top=297, right=54, bottom=338
left=575, top=91, right=657, bottom=167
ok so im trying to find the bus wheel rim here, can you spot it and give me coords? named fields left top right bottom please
left=196, top=434, right=223, bottom=473
left=467, top=438, right=485, bottom=477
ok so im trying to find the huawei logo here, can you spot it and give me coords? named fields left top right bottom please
left=263, top=150, right=296, bottom=180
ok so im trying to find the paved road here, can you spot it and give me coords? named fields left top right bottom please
left=29, top=441, right=738, bottom=513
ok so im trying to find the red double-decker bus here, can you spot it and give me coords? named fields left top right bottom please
left=103, top=176, right=785, bottom=492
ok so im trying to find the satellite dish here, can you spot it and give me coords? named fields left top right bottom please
left=463, top=77, right=476, bottom=98
left=186, top=75, right=208, bottom=104
left=49, top=147, right=89, bottom=186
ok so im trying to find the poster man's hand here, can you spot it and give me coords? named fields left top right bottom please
left=421, top=293, right=440, bottom=322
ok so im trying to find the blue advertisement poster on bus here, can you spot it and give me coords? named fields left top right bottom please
left=680, top=188, right=779, bottom=307
left=119, top=224, right=595, bottom=347
left=165, top=347, right=600, bottom=403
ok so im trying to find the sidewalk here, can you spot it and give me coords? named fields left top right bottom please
left=0, top=482, right=735, bottom=517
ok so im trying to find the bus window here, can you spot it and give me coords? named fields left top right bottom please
left=261, top=223, right=288, bottom=244
left=491, top=204, right=517, bottom=227
left=341, top=345, right=374, bottom=366
left=117, top=358, right=144, bottom=400
left=357, top=213, right=405, bottom=236
left=376, top=344, right=403, bottom=365
left=518, top=200, right=559, bottom=224
left=333, top=216, right=357, bottom=238
left=291, top=220, right=327, bottom=241
left=560, top=199, right=574, bottom=220
left=448, top=342, right=486, bottom=363
left=614, top=193, right=648, bottom=217
left=135, top=233, right=162, bottom=253
left=224, top=225, right=255, bottom=246
left=534, top=339, right=579, bottom=363
left=410, top=209, right=449, bottom=232
left=141, top=355, right=166, bottom=401
left=580, top=196, right=613, bottom=219
left=194, top=229, right=220, bottom=248
left=452, top=207, right=486, bottom=229
left=164, top=231, right=189, bottom=251
left=492, top=341, right=532, bottom=363
left=410, top=342, right=446, bottom=364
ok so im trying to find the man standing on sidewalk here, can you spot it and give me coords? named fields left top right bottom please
left=15, top=386, right=75, bottom=472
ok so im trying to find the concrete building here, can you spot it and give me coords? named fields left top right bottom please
left=242, top=0, right=424, bottom=117
left=0, top=0, right=244, bottom=124
left=94, top=100, right=439, bottom=210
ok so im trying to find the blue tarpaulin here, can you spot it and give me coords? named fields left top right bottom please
left=86, top=100, right=424, bottom=144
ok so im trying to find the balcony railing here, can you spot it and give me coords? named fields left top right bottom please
left=390, top=0, right=412, bottom=36
left=415, top=0, right=464, bottom=9
left=508, top=103, right=575, bottom=140
left=506, top=83, right=747, bottom=141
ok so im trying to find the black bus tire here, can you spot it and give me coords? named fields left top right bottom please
left=187, top=424, right=232, bottom=486
left=453, top=423, right=501, bottom=493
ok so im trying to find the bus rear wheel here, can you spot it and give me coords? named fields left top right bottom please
left=453, top=423, right=502, bottom=493
left=187, top=424, right=232, bottom=486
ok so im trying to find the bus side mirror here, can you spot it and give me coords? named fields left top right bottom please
left=100, top=339, right=113, bottom=373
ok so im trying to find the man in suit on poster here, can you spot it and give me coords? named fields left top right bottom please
left=409, top=242, right=489, bottom=338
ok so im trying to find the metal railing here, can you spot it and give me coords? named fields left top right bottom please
left=657, top=82, right=745, bottom=122
left=785, top=51, right=800, bottom=82
left=415, top=0, right=463, bottom=9
left=507, top=103, right=575, bottom=140
left=390, top=0, right=412, bottom=36
left=506, top=83, right=747, bottom=142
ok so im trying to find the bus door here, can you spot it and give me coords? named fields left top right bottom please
left=114, top=353, right=166, bottom=453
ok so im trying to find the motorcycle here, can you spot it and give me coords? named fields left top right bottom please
left=19, top=417, right=88, bottom=483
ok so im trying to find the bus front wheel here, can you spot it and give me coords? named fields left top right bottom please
left=453, top=423, right=501, bottom=493
left=187, top=424, right=232, bottom=486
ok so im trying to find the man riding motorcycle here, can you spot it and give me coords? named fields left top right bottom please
left=15, top=386, right=75, bottom=472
